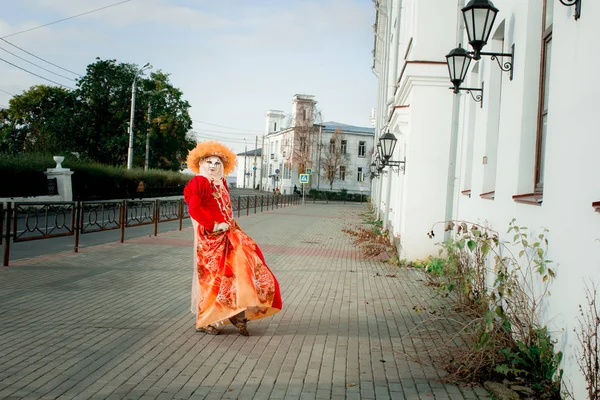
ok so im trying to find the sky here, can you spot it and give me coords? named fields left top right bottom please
left=0, top=0, right=377, bottom=154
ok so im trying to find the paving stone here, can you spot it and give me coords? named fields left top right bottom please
left=0, top=203, right=492, bottom=400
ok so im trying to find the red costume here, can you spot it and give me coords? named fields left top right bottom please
left=184, top=157, right=281, bottom=333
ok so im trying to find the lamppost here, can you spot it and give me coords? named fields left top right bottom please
left=145, top=87, right=168, bottom=171
left=127, top=62, right=152, bottom=169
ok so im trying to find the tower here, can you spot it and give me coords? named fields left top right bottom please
left=291, top=94, right=317, bottom=127
left=265, top=110, right=285, bottom=134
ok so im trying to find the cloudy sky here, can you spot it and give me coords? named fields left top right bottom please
left=0, top=0, right=377, bottom=154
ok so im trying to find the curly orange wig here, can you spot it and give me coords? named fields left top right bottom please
left=187, top=141, right=237, bottom=175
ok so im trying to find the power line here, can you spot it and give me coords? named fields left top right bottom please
left=193, top=119, right=263, bottom=133
left=0, top=38, right=81, bottom=77
left=194, top=134, right=249, bottom=144
left=1, top=0, right=133, bottom=39
left=0, top=45, right=76, bottom=81
left=195, top=127, right=264, bottom=136
left=0, top=88, right=16, bottom=96
left=0, top=56, right=74, bottom=89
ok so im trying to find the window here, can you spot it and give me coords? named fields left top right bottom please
left=269, top=164, right=273, bottom=175
left=329, top=139, right=336, bottom=153
left=284, top=164, right=291, bottom=179
left=274, top=122, right=277, bottom=131
left=357, top=167, right=364, bottom=182
left=358, top=141, right=366, bottom=157
left=341, top=140, right=347, bottom=154
left=536, top=0, right=553, bottom=192
left=299, top=137, right=307, bottom=152
left=339, top=166, right=346, bottom=181
left=327, top=166, right=335, bottom=181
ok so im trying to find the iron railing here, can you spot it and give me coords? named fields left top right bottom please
left=1, top=194, right=299, bottom=266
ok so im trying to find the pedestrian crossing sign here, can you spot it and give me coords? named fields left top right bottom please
left=299, top=174, right=309, bottom=184
left=306, top=168, right=312, bottom=175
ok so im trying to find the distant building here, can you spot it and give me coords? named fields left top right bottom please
left=235, top=148, right=262, bottom=190
left=261, top=94, right=375, bottom=195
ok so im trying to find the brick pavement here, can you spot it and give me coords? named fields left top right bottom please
left=0, top=203, right=492, bottom=400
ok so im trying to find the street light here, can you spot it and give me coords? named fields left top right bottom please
left=145, top=87, right=168, bottom=171
left=460, top=0, right=515, bottom=80
left=445, top=45, right=484, bottom=107
left=378, top=131, right=406, bottom=173
left=127, top=62, right=152, bottom=169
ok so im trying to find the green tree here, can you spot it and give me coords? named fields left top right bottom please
left=0, top=58, right=195, bottom=169
left=138, top=71, right=194, bottom=171
left=0, top=85, right=82, bottom=154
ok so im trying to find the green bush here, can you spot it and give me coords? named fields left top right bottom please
left=0, top=153, right=191, bottom=200
left=306, top=188, right=367, bottom=202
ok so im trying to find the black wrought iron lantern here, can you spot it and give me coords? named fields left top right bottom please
left=446, top=44, right=472, bottom=94
left=379, top=132, right=397, bottom=163
left=378, top=132, right=406, bottom=173
left=375, top=153, right=383, bottom=173
left=462, top=0, right=499, bottom=60
left=369, top=162, right=378, bottom=177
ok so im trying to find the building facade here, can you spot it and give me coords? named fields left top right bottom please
left=371, top=0, right=599, bottom=396
left=261, top=94, right=375, bottom=195
left=235, top=148, right=262, bottom=190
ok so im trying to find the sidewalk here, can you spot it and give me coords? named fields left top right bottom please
left=0, top=203, right=491, bottom=400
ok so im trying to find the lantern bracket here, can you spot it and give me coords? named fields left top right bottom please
left=558, top=0, right=581, bottom=20
left=477, top=44, right=515, bottom=80
left=449, top=81, right=484, bottom=108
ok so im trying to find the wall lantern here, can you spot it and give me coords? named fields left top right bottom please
left=559, top=0, right=581, bottom=20
left=446, top=45, right=484, bottom=107
left=375, top=153, right=384, bottom=173
left=378, top=131, right=406, bottom=173
left=461, top=0, right=515, bottom=80
left=369, top=161, right=379, bottom=178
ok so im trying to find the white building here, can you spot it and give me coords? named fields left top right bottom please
left=371, top=0, right=599, bottom=396
left=235, top=148, right=262, bottom=190
left=261, top=94, right=375, bottom=194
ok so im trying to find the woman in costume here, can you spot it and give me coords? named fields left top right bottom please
left=184, top=141, right=282, bottom=335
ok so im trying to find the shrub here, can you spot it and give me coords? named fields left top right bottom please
left=0, top=153, right=191, bottom=200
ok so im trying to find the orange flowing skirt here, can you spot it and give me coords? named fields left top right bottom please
left=191, top=220, right=282, bottom=328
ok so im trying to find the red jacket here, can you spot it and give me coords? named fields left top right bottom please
left=184, top=176, right=229, bottom=232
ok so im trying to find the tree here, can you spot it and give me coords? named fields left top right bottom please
left=76, top=59, right=193, bottom=168
left=319, top=128, right=350, bottom=190
left=138, top=71, right=194, bottom=171
left=0, top=85, right=83, bottom=154
left=289, top=95, right=322, bottom=183
left=0, top=58, right=194, bottom=169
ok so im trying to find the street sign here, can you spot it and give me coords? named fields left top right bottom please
left=252, top=166, right=257, bottom=171
left=306, top=168, right=312, bottom=175
left=299, top=174, right=309, bottom=184
left=275, top=169, right=280, bottom=174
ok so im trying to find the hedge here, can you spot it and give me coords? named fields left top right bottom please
left=0, top=153, right=192, bottom=200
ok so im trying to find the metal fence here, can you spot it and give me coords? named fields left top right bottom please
left=1, top=193, right=299, bottom=266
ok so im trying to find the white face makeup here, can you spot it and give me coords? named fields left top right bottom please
left=200, top=156, right=224, bottom=180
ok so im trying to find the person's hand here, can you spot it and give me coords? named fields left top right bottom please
left=213, top=222, right=230, bottom=232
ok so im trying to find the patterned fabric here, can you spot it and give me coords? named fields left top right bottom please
left=185, top=175, right=282, bottom=328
